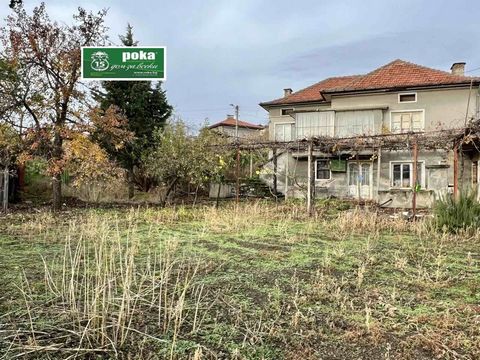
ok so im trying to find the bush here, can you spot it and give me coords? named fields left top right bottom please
left=434, top=190, right=480, bottom=233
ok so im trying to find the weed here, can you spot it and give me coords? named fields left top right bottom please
left=434, top=189, right=480, bottom=233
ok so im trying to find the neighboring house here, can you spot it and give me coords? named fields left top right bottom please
left=260, top=59, right=480, bottom=208
left=207, top=116, right=266, bottom=199
left=208, top=115, right=265, bottom=140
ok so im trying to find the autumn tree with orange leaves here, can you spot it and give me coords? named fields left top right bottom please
left=0, top=2, right=114, bottom=209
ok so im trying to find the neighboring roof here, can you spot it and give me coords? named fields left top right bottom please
left=208, top=117, right=265, bottom=130
left=261, top=59, right=480, bottom=107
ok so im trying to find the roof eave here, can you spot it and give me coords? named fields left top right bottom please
left=259, top=100, right=330, bottom=109
left=323, top=82, right=480, bottom=95
left=210, top=124, right=264, bottom=130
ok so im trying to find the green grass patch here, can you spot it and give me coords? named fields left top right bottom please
left=0, top=203, right=479, bottom=359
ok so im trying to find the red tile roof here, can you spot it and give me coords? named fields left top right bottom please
left=261, top=75, right=362, bottom=106
left=208, top=117, right=265, bottom=130
left=261, top=59, right=479, bottom=107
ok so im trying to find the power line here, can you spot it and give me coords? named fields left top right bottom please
left=465, top=66, right=480, bottom=74
left=174, top=107, right=231, bottom=113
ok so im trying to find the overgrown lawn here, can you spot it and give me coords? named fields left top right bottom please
left=0, top=202, right=479, bottom=359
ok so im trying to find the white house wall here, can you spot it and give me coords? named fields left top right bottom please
left=264, top=86, right=479, bottom=207
left=268, top=87, right=479, bottom=141
left=272, top=149, right=473, bottom=208
left=331, top=87, right=479, bottom=132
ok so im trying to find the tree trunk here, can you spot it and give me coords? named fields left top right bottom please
left=193, top=184, right=200, bottom=207
left=215, top=182, right=222, bottom=208
left=127, top=166, right=135, bottom=199
left=52, top=173, right=62, bottom=211
left=52, top=129, right=63, bottom=211
left=160, top=178, right=177, bottom=207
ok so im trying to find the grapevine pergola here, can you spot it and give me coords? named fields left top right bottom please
left=212, top=120, right=480, bottom=216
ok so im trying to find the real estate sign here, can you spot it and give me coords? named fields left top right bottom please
left=81, top=46, right=166, bottom=81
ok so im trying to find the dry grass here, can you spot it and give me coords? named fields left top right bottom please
left=2, top=213, right=213, bottom=359
left=1, top=200, right=479, bottom=359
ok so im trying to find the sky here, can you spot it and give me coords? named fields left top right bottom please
left=2, top=0, right=480, bottom=131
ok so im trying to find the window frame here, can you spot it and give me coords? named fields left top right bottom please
left=389, top=160, right=425, bottom=189
left=273, top=121, right=295, bottom=142
left=281, top=108, right=295, bottom=116
left=296, top=110, right=335, bottom=138
left=315, top=158, right=331, bottom=181
left=348, top=161, right=372, bottom=187
left=398, top=92, right=417, bottom=103
left=389, top=109, right=425, bottom=133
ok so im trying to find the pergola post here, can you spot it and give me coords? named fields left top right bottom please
left=412, top=140, right=418, bottom=219
left=272, top=148, right=278, bottom=199
left=453, top=143, right=459, bottom=200
left=249, top=152, right=253, bottom=178
left=307, top=141, right=315, bottom=216
left=376, top=146, right=382, bottom=201
left=284, top=153, right=289, bottom=200
left=356, top=153, right=361, bottom=203
left=236, top=144, right=240, bottom=204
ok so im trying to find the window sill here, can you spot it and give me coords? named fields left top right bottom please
left=390, top=130, right=425, bottom=134
left=315, top=179, right=332, bottom=186
left=382, top=188, right=432, bottom=193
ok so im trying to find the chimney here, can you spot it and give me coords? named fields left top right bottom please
left=227, top=114, right=234, bottom=119
left=450, top=62, right=466, bottom=76
left=283, top=88, right=293, bottom=97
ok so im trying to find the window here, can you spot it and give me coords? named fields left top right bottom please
left=391, top=110, right=424, bottom=133
left=349, top=163, right=370, bottom=186
left=281, top=108, right=294, bottom=116
left=274, top=123, right=294, bottom=141
left=391, top=162, right=424, bottom=188
left=335, top=110, right=378, bottom=137
left=316, top=159, right=331, bottom=180
left=296, top=111, right=335, bottom=138
left=398, top=93, right=417, bottom=103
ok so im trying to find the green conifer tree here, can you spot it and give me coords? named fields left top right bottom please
left=96, top=24, right=172, bottom=198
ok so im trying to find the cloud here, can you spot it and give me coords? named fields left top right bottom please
left=1, top=0, right=480, bottom=127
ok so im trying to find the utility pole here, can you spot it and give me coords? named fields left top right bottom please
left=230, top=104, right=240, bottom=204
left=233, top=105, right=239, bottom=139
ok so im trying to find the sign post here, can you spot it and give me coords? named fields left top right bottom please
left=81, top=46, right=166, bottom=81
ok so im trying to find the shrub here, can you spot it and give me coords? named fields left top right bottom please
left=434, top=190, right=480, bottom=233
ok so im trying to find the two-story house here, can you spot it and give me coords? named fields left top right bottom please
left=260, top=59, right=480, bottom=207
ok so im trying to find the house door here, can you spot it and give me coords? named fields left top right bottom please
left=348, top=162, right=372, bottom=199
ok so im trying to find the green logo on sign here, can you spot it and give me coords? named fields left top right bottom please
left=81, top=46, right=166, bottom=81
left=90, top=51, right=110, bottom=71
